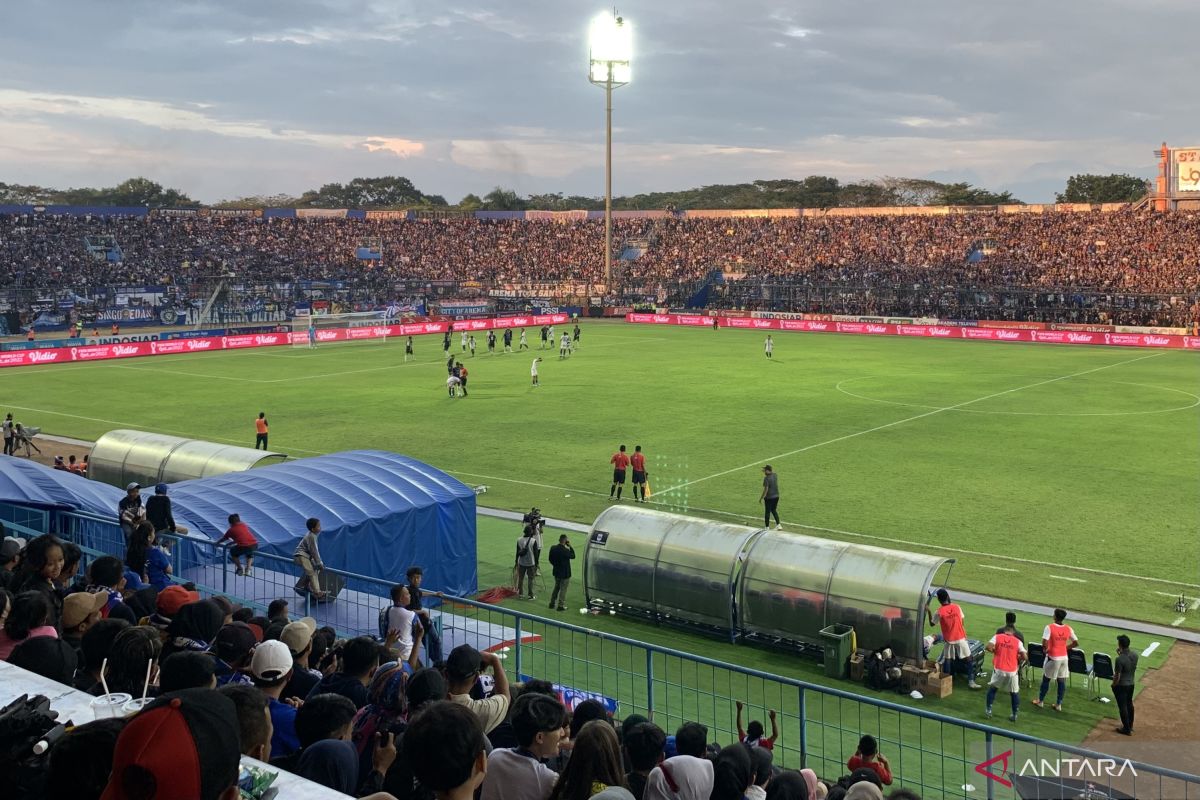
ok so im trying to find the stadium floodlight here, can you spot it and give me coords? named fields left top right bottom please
left=587, top=10, right=632, bottom=287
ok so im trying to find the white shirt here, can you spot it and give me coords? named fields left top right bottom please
left=765, top=337, right=773, bottom=351
left=385, top=606, right=416, bottom=659
left=482, top=749, right=558, bottom=800
left=520, top=330, right=527, bottom=341
left=561, top=335, right=570, bottom=347
left=531, top=360, right=539, bottom=376
left=645, top=756, right=714, bottom=800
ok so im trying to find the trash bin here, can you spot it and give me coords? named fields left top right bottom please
left=820, top=624, right=855, bottom=679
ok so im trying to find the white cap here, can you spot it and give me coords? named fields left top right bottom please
left=250, top=640, right=293, bottom=681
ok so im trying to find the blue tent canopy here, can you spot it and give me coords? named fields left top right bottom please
left=167, top=451, right=477, bottom=597
left=0, top=457, right=123, bottom=515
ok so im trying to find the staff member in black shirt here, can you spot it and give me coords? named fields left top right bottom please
left=548, top=535, right=574, bottom=612
left=1112, top=635, right=1138, bottom=735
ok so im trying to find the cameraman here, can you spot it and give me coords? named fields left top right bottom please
left=521, top=508, right=545, bottom=569
left=514, top=526, right=538, bottom=600
left=547, top=535, right=574, bottom=611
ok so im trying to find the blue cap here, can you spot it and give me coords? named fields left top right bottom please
left=155, top=483, right=168, bottom=494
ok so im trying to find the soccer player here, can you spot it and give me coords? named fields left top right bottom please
left=308, top=319, right=317, bottom=349
left=986, top=624, right=1027, bottom=721
left=927, top=589, right=981, bottom=690
left=712, top=317, right=719, bottom=331
left=254, top=413, right=269, bottom=450
left=447, top=353, right=456, bottom=376
left=573, top=323, right=581, bottom=344
left=760, top=465, right=781, bottom=529
left=530, top=357, right=542, bottom=387
left=405, top=335, right=415, bottom=361
left=559, top=332, right=570, bottom=359
left=447, top=374, right=461, bottom=398
left=764, top=335, right=773, bottom=359
left=443, top=331, right=451, bottom=354
left=461, top=330, right=468, bottom=352
left=468, top=335, right=476, bottom=357
left=547, top=325, right=555, bottom=347
left=487, top=330, right=496, bottom=353
left=519, top=328, right=529, bottom=350
left=458, top=362, right=469, bottom=396
left=610, top=445, right=630, bottom=501
left=539, top=326, right=548, bottom=349
left=1032, top=609, right=1078, bottom=712
left=630, top=445, right=648, bottom=502
left=504, top=328, right=513, bottom=352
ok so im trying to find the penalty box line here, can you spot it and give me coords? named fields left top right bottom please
left=654, top=351, right=1166, bottom=497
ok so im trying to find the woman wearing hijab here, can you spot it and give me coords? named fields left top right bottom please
left=352, top=661, right=409, bottom=779
left=549, top=720, right=633, bottom=800
left=709, top=744, right=753, bottom=800
left=764, top=771, right=809, bottom=800
left=160, top=599, right=225, bottom=660
left=298, top=736, right=397, bottom=797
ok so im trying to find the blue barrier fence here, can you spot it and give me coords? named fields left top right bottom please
left=2, top=502, right=1194, bottom=800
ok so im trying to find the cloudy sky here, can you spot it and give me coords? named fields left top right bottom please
left=1, top=0, right=1195, bottom=203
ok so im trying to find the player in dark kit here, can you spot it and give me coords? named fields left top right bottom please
left=442, top=331, right=451, bottom=353
left=487, top=330, right=496, bottom=353
left=446, top=353, right=455, bottom=376
left=609, top=444, right=630, bottom=501
left=540, top=326, right=549, bottom=349
left=405, top=336, right=414, bottom=361
left=573, top=324, right=581, bottom=344
left=630, top=445, right=648, bottom=502
left=504, top=328, right=513, bottom=352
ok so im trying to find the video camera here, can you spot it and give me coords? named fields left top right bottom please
left=522, top=507, right=545, bottom=529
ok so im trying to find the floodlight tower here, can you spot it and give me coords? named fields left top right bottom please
left=588, top=10, right=632, bottom=288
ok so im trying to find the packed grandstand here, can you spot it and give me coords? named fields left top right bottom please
left=1, top=207, right=1198, bottom=328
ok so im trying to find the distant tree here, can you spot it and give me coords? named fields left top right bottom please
left=0, top=182, right=55, bottom=204
left=936, top=182, right=1020, bottom=206
left=1055, top=173, right=1148, bottom=203
left=211, top=194, right=301, bottom=209
left=54, top=177, right=194, bottom=208
left=295, top=176, right=442, bottom=208
left=481, top=187, right=526, bottom=211
left=838, top=181, right=901, bottom=207
left=456, top=193, right=484, bottom=211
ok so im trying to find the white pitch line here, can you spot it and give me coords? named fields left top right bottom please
left=1141, top=642, right=1160, bottom=657
left=980, top=565, right=1019, bottom=573
left=110, top=364, right=264, bottom=383
left=1172, top=617, right=1187, bottom=627
left=654, top=352, right=1165, bottom=496
left=1049, top=575, right=1088, bottom=583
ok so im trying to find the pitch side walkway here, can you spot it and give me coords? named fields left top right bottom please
left=476, top=506, right=1200, bottom=646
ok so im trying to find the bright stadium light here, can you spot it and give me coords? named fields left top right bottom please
left=588, top=10, right=633, bottom=287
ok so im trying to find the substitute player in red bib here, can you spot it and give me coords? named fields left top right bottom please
left=927, top=589, right=980, bottom=689
left=609, top=445, right=630, bottom=501
left=986, top=624, right=1027, bottom=721
left=1032, top=608, right=1077, bottom=711
left=630, top=445, right=648, bottom=502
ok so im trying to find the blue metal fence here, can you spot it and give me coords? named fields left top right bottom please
left=8, top=504, right=1196, bottom=800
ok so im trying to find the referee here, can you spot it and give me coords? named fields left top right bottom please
left=760, top=464, right=781, bottom=529
left=609, top=445, right=630, bottom=501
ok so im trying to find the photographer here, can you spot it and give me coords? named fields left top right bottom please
left=515, top=526, right=538, bottom=601
left=522, top=508, right=545, bottom=568
left=547, top=535, right=574, bottom=612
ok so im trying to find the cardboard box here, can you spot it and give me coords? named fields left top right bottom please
left=849, top=652, right=865, bottom=682
left=901, top=665, right=924, bottom=690
left=924, top=672, right=953, bottom=698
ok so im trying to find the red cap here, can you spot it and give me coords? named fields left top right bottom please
left=156, top=585, right=200, bottom=617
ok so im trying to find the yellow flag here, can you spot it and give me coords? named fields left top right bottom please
left=644, top=479, right=652, bottom=498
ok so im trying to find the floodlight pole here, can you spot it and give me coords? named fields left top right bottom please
left=605, top=62, right=614, bottom=288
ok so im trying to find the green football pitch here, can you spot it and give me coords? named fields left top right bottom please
left=2, top=319, right=1197, bottom=628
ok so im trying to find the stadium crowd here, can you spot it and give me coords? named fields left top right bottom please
left=0, top=527, right=921, bottom=800
left=1, top=211, right=1197, bottom=317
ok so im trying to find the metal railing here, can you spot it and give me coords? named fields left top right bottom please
left=15, top=505, right=1198, bottom=800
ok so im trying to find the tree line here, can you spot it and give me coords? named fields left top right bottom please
left=0, top=173, right=1150, bottom=211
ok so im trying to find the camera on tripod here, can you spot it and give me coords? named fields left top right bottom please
left=522, top=507, right=545, bottom=533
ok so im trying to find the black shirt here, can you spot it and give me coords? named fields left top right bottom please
left=284, top=665, right=322, bottom=701
left=549, top=544, right=575, bottom=580
left=145, top=495, right=175, bottom=532
left=307, top=671, right=369, bottom=708
left=995, top=626, right=1026, bottom=644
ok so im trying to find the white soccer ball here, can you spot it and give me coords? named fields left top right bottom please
left=565, top=494, right=571, bottom=498
left=609, top=610, right=615, bottom=615
left=580, top=608, right=588, bottom=614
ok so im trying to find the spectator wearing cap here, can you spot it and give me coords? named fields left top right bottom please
left=149, top=584, right=200, bottom=632
left=53, top=455, right=68, bottom=470
left=406, top=701, right=490, bottom=800
left=307, top=635, right=384, bottom=708
left=85, top=555, right=139, bottom=625
left=0, top=536, right=23, bottom=589
left=118, top=483, right=145, bottom=544
left=843, top=773, right=884, bottom=800
left=219, top=683, right=274, bottom=763
left=218, top=513, right=259, bottom=577
left=100, top=688, right=244, bottom=800
left=482, top=692, right=568, bottom=800
left=45, top=718, right=126, bottom=800
left=161, top=599, right=226, bottom=661
left=11, top=633, right=79, bottom=683
left=212, top=621, right=260, bottom=686
left=145, top=483, right=180, bottom=539
left=159, top=650, right=218, bottom=692
left=280, top=616, right=322, bottom=700
left=76, top=618, right=130, bottom=691
left=61, top=589, right=108, bottom=656
left=447, top=643, right=511, bottom=734
left=0, top=589, right=58, bottom=660
left=91, top=625, right=161, bottom=698
left=250, top=639, right=302, bottom=758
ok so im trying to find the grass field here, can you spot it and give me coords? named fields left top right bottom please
left=2, top=319, right=1198, bottom=628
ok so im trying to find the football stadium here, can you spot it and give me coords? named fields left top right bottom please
left=1, top=5, right=1199, bottom=800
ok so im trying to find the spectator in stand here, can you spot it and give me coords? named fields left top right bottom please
left=101, top=688, right=243, bottom=800
left=405, top=701, right=490, bottom=800
left=307, top=635, right=384, bottom=708
left=118, top=482, right=145, bottom=543
left=746, top=747, right=773, bottom=800
left=145, top=483, right=181, bottom=540
left=90, top=625, right=161, bottom=697
left=406, top=565, right=443, bottom=663
left=710, top=744, right=754, bottom=800
left=67, top=454, right=86, bottom=475
left=217, top=513, right=259, bottom=577
left=280, top=615, right=322, bottom=699
left=0, top=588, right=10, bottom=632
left=10, top=633, right=79, bottom=683
left=124, top=521, right=156, bottom=586
left=736, top=701, right=779, bottom=750
left=57, top=541, right=84, bottom=592
left=623, top=722, right=666, bottom=800
left=294, top=517, right=329, bottom=600
left=85, top=555, right=139, bottom=624
left=218, top=683, right=274, bottom=762
left=60, top=589, right=108, bottom=657
left=271, top=692, right=359, bottom=774
left=482, top=692, right=569, bottom=800
left=0, top=590, right=57, bottom=660
left=44, top=718, right=126, bottom=800
left=762, top=771, right=808, bottom=800
left=148, top=584, right=200, bottom=632
left=161, top=598, right=226, bottom=660
left=383, top=584, right=419, bottom=664
left=446, top=643, right=511, bottom=734
left=846, top=735, right=892, bottom=786
left=10, top=533, right=65, bottom=627
left=268, top=598, right=290, bottom=624
left=209, top=595, right=237, bottom=624
left=159, top=650, right=218, bottom=692
left=549, top=719, right=633, bottom=800
left=249, top=639, right=302, bottom=758
left=0, top=538, right=21, bottom=589
left=212, top=621, right=260, bottom=686
left=75, top=617, right=130, bottom=690
left=644, top=722, right=713, bottom=800
left=350, top=660, right=421, bottom=792
left=298, top=734, right=397, bottom=798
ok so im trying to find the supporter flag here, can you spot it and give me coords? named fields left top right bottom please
left=644, top=479, right=652, bottom=498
